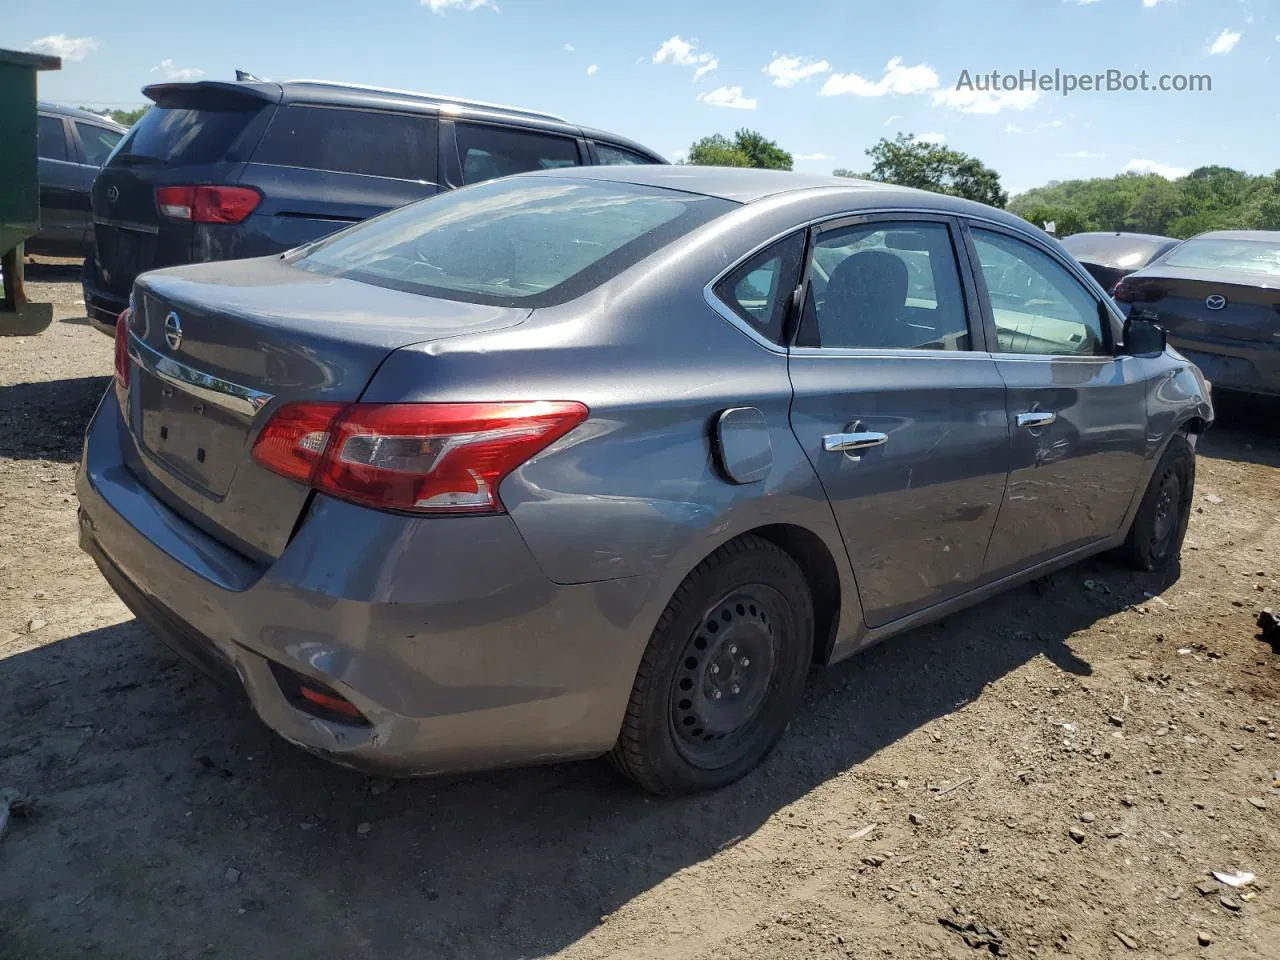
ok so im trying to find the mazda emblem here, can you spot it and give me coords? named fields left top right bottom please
left=164, top=312, right=183, bottom=350
left=106, top=185, right=120, bottom=203
left=1205, top=294, right=1227, bottom=311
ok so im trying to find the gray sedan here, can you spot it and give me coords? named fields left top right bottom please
left=77, top=166, right=1213, bottom=794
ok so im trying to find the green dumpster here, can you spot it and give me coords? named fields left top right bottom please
left=0, top=47, right=61, bottom=336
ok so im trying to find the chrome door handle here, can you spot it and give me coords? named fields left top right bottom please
left=1016, top=411, right=1057, bottom=429
left=823, top=431, right=889, bottom=453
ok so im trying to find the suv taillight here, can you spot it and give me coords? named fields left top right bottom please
left=114, top=307, right=132, bottom=388
left=156, top=185, right=262, bottom=224
left=251, top=401, right=588, bottom=514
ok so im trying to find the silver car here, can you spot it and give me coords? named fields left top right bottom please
left=77, top=167, right=1213, bottom=794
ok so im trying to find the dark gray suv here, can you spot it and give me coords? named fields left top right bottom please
left=32, top=102, right=127, bottom=257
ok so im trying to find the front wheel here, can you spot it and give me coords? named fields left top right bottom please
left=1119, top=433, right=1195, bottom=572
left=609, top=536, right=814, bottom=795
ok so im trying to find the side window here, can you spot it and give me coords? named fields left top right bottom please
left=37, top=115, right=68, bottom=162
left=253, top=105, right=438, bottom=182
left=455, top=123, right=580, bottom=185
left=593, top=142, right=652, bottom=166
left=75, top=122, right=122, bottom=166
left=713, top=233, right=806, bottom=344
left=971, top=228, right=1106, bottom=356
left=798, top=220, right=970, bottom=351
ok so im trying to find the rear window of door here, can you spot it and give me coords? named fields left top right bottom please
left=37, top=115, right=69, bottom=162
left=253, top=104, right=438, bottom=182
left=593, top=142, right=653, bottom=165
left=798, top=220, right=972, bottom=350
left=75, top=122, right=123, bottom=166
left=454, top=122, right=581, bottom=185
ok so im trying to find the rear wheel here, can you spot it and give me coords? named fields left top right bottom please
left=1119, top=434, right=1195, bottom=572
left=609, top=536, right=814, bottom=795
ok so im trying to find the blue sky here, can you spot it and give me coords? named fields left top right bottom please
left=8, top=0, right=1276, bottom=195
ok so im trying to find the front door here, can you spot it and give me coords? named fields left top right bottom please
left=964, top=224, right=1150, bottom=575
left=787, top=215, right=1010, bottom=628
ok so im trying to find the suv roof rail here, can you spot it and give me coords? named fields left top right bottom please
left=280, top=79, right=569, bottom=123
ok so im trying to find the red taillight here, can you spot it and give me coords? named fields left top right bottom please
left=298, top=684, right=363, bottom=719
left=249, top=402, right=344, bottom=483
left=251, top=401, right=588, bottom=514
left=114, top=307, right=132, bottom=388
left=156, top=185, right=261, bottom=224
left=1112, top=278, right=1164, bottom=304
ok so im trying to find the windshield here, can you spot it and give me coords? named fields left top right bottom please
left=112, top=103, right=264, bottom=165
left=292, top=177, right=736, bottom=307
left=1059, top=233, right=1176, bottom=270
left=1160, top=237, right=1280, bottom=277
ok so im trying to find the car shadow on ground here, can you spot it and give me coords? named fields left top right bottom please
left=0, top=375, right=109, bottom=463
left=0, top=557, right=1174, bottom=960
left=1198, top=393, right=1280, bottom=469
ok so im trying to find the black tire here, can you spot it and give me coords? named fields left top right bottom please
left=1119, top=433, right=1195, bottom=572
left=609, top=535, right=814, bottom=795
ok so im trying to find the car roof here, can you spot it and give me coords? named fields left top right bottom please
left=139, top=78, right=665, bottom=162
left=37, top=101, right=128, bottom=129
left=517, top=164, right=1030, bottom=219
left=1061, top=231, right=1179, bottom=244
left=1188, top=230, right=1280, bottom=242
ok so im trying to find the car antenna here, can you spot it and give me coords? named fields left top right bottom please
left=235, top=69, right=263, bottom=82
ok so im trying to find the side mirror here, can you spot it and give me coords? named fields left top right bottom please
left=1122, top=316, right=1167, bottom=357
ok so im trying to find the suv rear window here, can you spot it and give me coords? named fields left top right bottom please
left=253, top=104, right=438, bottom=182
left=113, top=103, right=264, bottom=165
left=292, top=176, right=735, bottom=307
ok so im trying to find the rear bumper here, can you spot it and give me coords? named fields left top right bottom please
left=82, top=256, right=128, bottom=336
left=1170, top=335, right=1280, bottom=398
left=76, top=389, right=651, bottom=776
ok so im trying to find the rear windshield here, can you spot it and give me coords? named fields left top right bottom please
left=1059, top=233, right=1175, bottom=270
left=112, top=103, right=264, bottom=165
left=1161, top=237, right=1280, bottom=277
left=291, top=177, right=736, bottom=307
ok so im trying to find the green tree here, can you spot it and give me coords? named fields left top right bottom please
left=82, top=106, right=149, bottom=127
left=686, top=129, right=792, bottom=170
left=840, top=133, right=1007, bottom=208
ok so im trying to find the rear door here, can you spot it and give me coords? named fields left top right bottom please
left=964, top=223, right=1149, bottom=575
left=35, top=114, right=84, bottom=250
left=786, top=214, right=1010, bottom=628
left=92, top=83, right=276, bottom=298
left=236, top=103, right=440, bottom=256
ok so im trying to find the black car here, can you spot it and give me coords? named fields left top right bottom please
left=32, top=103, right=127, bottom=257
left=1058, top=231, right=1181, bottom=293
left=1114, top=230, right=1280, bottom=398
left=82, top=77, right=664, bottom=334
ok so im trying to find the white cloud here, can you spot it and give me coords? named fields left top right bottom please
left=1143, top=0, right=1172, bottom=7
left=1208, top=28, right=1242, bottom=55
left=1059, top=149, right=1106, bottom=158
left=764, top=54, right=831, bottom=88
left=1035, top=119, right=1064, bottom=131
left=794, top=152, right=835, bottom=161
left=916, top=132, right=946, bottom=144
left=1067, top=0, right=1102, bottom=4
left=421, top=0, right=497, bottom=11
left=883, top=114, right=901, bottom=126
left=151, top=58, right=204, bottom=82
left=564, top=43, right=574, bottom=52
left=697, top=85, right=757, bottom=110
left=586, top=63, right=598, bottom=76
left=1004, top=122, right=1025, bottom=133
left=25, top=35, right=98, bottom=62
left=820, top=57, right=939, bottom=97
left=653, top=35, right=698, bottom=66
left=693, top=58, right=719, bottom=81
left=933, top=86, right=1040, bottom=114
left=1124, top=158, right=1189, bottom=179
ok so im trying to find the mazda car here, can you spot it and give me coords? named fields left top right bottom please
left=77, top=167, right=1213, bottom=794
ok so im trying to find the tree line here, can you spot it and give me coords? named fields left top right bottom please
left=684, top=129, right=1280, bottom=237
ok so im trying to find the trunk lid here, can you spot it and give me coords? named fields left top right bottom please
left=123, top=255, right=530, bottom=561
left=1130, top=266, right=1279, bottom=345
left=93, top=81, right=279, bottom=296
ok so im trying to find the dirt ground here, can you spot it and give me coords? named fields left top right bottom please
left=1, top=260, right=1278, bottom=960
